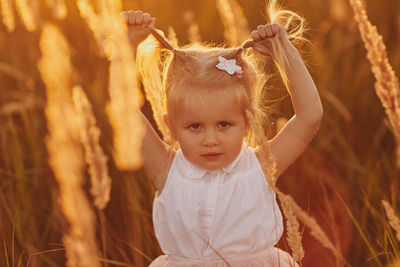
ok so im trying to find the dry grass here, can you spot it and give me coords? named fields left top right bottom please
left=72, top=85, right=111, bottom=210
left=183, top=10, right=202, bottom=43
left=38, top=23, right=101, bottom=267
left=15, top=0, right=36, bottom=31
left=79, top=0, right=145, bottom=170
left=278, top=192, right=343, bottom=262
left=216, top=0, right=250, bottom=46
left=382, top=200, right=400, bottom=242
left=278, top=193, right=305, bottom=262
left=167, top=26, right=179, bottom=47
left=44, top=0, right=67, bottom=19
left=0, top=0, right=399, bottom=266
left=249, top=111, right=307, bottom=264
left=349, top=0, right=400, bottom=167
left=0, top=0, right=15, bottom=32
left=107, top=27, right=145, bottom=170
left=77, top=0, right=110, bottom=57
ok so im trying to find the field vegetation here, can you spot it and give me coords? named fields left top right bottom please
left=0, top=0, right=399, bottom=266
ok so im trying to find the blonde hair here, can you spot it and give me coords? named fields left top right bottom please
left=136, top=0, right=306, bottom=148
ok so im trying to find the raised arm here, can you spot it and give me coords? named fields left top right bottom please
left=119, top=10, right=174, bottom=191
left=138, top=112, right=174, bottom=192
left=251, top=24, right=323, bottom=179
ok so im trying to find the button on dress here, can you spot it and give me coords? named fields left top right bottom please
left=150, top=144, right=299, bottom=267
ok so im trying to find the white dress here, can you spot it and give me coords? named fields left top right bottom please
left=150, top=143, right=298, bottom=267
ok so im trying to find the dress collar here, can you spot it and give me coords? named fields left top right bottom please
left=178, top=143, right=246, bottom=180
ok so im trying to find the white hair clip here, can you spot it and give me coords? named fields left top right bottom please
left=216, top=56, right=243, bottom=78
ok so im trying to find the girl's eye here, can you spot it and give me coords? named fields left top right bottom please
left=218, top=121, right=231, bottom=128
left=189, top=123, right=201, bottom=130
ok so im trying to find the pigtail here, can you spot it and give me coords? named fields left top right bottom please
left=266, top=0, right=307, bottom=87
left=136, top=28, right=176, bottom=144
left=242, top=0, right=307, bottom=88
left=233, top=44, right=275, bottom=152
left=266, top=0, right=307, bottom=45
left=146, top=27, right=176, bottom=51
left=241, top=4, right=311, bottom=262
left=238, top=0, right=308, bottom=153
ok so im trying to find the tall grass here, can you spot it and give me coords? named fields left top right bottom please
left=15, top=0, right=36, bottom=31
left=0, top=0, right=15, bottom=32
left=183, top=10, right=201, bottom=43
left=0, top=0, right=399, bottom=266
left=216, top=0, right=250, bottom=46
left=382, top=200, right=400, bottom=243
left=38, top=23, right=101, bottom=267
left=349, top=0, right=400, bottom=167
left=72, top=85, right=111, bottom=211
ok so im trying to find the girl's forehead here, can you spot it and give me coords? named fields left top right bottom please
left=180, top=88, right=239, bottom=110
left=182, top=85, right=242, bottom=103
left=174, top=90, right=244, bottom=121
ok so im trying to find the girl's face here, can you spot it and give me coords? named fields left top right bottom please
left=170, top=91, right=249, bottom=171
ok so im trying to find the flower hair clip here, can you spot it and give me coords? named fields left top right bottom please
left=216, top=56, right=244, bottom=78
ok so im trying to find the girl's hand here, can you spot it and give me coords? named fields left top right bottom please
left=250, top=23, right=289, bottom=57
left=120, top=10, right=156, bottom=48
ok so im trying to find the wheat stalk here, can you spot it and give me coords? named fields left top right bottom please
left=278, top=191, right=343, bottom=261
left=247, top=109, right=345, bottom=263
left=382, top=200, right=400, bottom=242
left=0, top=0, right=15, bottom=32
left=72, top=86, right=112, bottom=210
left=38, top=23, right=101, bottom=267
left=78, top=0, right=145, bottom=170
left=183, top=10, right=202, bottom=43
left=44, top=0, right=67, bottom=19
left=349, top=0, right=400, bottom=166
left=106, top=9, right=145, bottom=170
left=15, top=0, right=36, bottom=31
left=167, top=26, right=179, bottom=47
left=77, top=0, right=110, bottom=57
left=216, top=0, right=250, bottom=46
left=279, top=193, right=305, bottom=262
left=246, top=111, right=304, bottom=262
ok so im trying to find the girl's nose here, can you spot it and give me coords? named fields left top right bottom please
left=202, top=129, right=219, bottom=146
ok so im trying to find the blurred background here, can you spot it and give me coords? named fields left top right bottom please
left=0, top=0, right=399, bottom=266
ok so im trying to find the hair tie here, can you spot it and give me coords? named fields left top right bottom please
left=242, top=39, right=256, bottom=49
left=146, top=26, right=175, bottom=51
left=233, top=46, right=244, bottom=58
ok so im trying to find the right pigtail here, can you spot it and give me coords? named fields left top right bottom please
left=245, top=109, right=277, bottom=187
left=236, top=43, right=275, bottom=151
left=266, top=0, right=307, bottom=45
left=239, top=0, right=308, bottom=152
left=136, top=28, right=175, bottom=144
left=267, top=0, right=307, bottom=87
left=240, top=0, right=307, bottom=89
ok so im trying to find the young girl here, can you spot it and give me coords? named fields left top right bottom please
left=120, top=3, right=323, bottom=266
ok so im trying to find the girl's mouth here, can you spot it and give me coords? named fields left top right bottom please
left=201, top=153, right=222, bottom=160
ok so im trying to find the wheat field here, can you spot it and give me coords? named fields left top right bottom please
left=0, top=0, right=399, bottom=266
